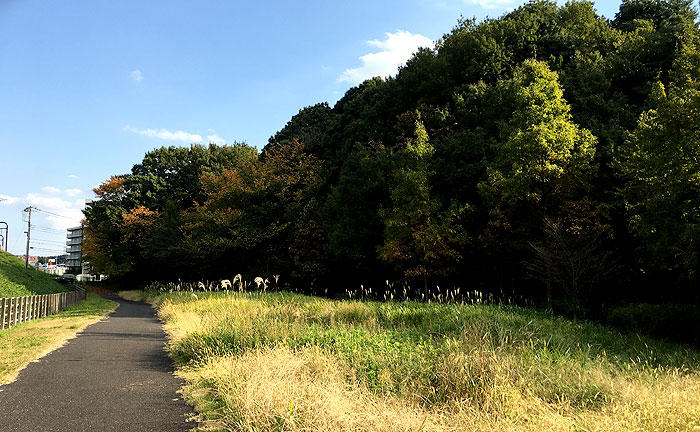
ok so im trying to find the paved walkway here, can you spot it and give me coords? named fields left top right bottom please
left=0, top=294, right=193, bottom=431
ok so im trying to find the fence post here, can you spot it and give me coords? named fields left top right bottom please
left=0, top=297, right=5, bottom=330
left=0, top=289, right=87, bottom=329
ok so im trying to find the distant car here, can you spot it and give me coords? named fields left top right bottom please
left=61, top=274, right=76, bottom=280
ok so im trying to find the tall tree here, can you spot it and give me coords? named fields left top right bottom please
left=478, top=59, right=597, bottom=233
left=380, top=116, right=468, bottom=295
left=187, top=140, right=324, bottom=274
left=621, top=32, right=700, bottom=288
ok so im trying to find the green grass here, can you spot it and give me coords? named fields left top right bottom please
left=136, top=290, right=700, bottom=431
left=0, top=292, right=117, bottom=384
left=0, top=251, right=68, bottom=297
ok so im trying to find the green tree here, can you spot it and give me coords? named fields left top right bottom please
left=380, top=117, right=468, bottom=296
left=265, top=103, right=333, bottom=160
left=83, top=144, right=257, bottom=279
left=621, top=33, right=700, bottom=284
left=324, top=143, right=393, bottom=278
left=187, top=140, right=324, bottom=274
left=479, top=59, right=597, bottom=231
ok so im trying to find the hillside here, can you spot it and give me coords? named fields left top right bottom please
left=0, top=251, right=68, bottom=297
left=130, top=288, right=700, bottom=431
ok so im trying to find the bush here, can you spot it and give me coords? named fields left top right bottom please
left=605, top=303, right=700, bottom=346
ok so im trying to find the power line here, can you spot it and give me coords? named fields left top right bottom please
left=33, top=207, right=80, bottom=221
left=31, top=247, right=65, bottom=254
left=32, top=224, right=65, bottom=233
left=32, top=239, right=65, bottom=247
left=32, top=239, right=64, bottom=247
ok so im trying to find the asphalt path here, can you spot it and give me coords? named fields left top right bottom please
left=0, top=294, right=194, bottom=431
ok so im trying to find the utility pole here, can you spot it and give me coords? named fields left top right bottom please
left=0, top=198, right=7, bottom=252
left=0, top=221, right=7, bottom=252
left=24, top=206, right=32, bottom=269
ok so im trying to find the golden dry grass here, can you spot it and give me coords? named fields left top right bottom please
left=150, top=291, right=700, bottom=432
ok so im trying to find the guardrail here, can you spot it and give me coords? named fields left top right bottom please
left=0, top=290, right=86, bottom=330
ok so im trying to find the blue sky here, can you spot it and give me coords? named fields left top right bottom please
left=0, top=0, right=621, bottom=255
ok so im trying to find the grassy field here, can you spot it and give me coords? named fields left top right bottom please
left=0, top=251, right=67, bottom=297
left=123, top=290, right=700, bottom=432
left=0, top=292, right=117, bottom=384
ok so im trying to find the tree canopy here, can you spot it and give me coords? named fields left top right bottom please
left=84, top=0, right=700, bottom=309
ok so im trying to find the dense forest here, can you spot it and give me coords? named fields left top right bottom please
left=84, top=0, right=700, bottom=316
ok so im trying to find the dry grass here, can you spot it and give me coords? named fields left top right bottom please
left=180, top=346, right=446, bottom=431
left=0, top=292, right=117, bottom=384
left=148, top=291, right=700, bottom=432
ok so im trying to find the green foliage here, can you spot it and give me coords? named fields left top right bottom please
left=620, top=32, right=700, bottom=282
left=186, top=140, right=324, bottom=273
left=379, top=118, right=468, bottom=284
left=84, top=0, right=700, bottom=304
left=0, top=251, right=67, bottom=297
left=324, top=144, right=393, bottom=276
left=605, top=302, right=700, bottom=345
left=83, top=144, right=257, bottom=278
left=478, top=59, right=596, bottom=238
left=266, top=102, right=333, bottom=159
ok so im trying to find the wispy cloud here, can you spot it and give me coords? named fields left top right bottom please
left=41, top=186, right=61, bottom=194
left=124, top=126, right=203, bottom=143
left=0, top=194, right=20, bottom=205
left=206, top=129, right=226, bottom=145
left=130, top=69, right=144, bottom=82
left=338, top=30, right=434, bottom=85
left=65, top=188, right=82, bottom=197
left=67, top=174, right=79, bottom=179
left=466, top=0, right=516, bottom=9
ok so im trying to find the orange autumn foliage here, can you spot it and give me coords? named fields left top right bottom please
left=93, top=176, right=125, bottom=198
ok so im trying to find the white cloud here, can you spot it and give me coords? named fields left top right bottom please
left=338, top=30, right=434, bottom=85
left=67, top=174, right=79, bottom=179
left=206, top=134, right=226, bottom=144
left=206, top=129, right=226, bottom=145
left=41, top=186, right=61, bottom=194
left=65, top=188, right=82, bottom=197
left=124, top=126, right=203, bottom=143
left=130, top=69, right=144, bottom=82
left=25, top=194, right=85, bottom=230
left=428, top=0, right=517, bottom=9
left=467, top=0, right=516, bottom=9
left=0, top=194, right=19, bottom=205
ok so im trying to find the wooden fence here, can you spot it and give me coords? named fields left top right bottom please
left=0, top=290, right=86, bottom=330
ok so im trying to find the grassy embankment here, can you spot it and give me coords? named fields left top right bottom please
left=124, top=289, right=700, bottom=432
left=0, top=251, right=67, bottom=297
left=0, top=251, right=117, bottom=384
